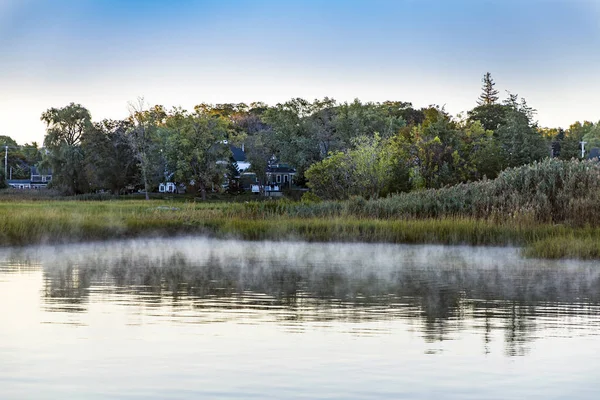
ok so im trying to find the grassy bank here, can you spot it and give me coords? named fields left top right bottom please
left=2, top=159, right=600, bottom=259
left=0, top=198, right=599, bottom=259
left=228, top=159, right=600, bottom=225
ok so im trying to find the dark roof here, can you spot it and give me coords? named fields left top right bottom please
left=267, top=164, right=296, bottom=173
left=30, top=166, right=52, bottom=175
left=230, top=145, right=246, bottom=162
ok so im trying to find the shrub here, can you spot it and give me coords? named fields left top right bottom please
left=234, top=159, right=600, bottom=226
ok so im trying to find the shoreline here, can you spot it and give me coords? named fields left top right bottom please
left=0, top=199, right=598, bottom=260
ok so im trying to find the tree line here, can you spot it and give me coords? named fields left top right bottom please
left=1, top=73, right=599, bottom=199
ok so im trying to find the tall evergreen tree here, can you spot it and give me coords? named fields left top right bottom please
left=477, top=72, right=500, bottom=106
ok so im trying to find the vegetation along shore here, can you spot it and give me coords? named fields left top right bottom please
left=3, top=74, right=600, bottom=259
left=1, top=159, right=600, bottom=259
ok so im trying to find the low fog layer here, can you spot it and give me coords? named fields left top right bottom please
left=2, top=237, right=598, bottom=304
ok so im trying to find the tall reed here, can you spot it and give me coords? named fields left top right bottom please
left=235, top=159, right=600, bottom=226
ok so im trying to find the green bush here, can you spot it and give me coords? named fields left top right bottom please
left=234, top=159, right=600, bottom=226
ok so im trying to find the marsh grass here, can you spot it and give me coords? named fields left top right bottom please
left=522, top=236, right=600, bottom=259
left=1, top=198, right=598, bottom=259
left=235, top=159, right=600, bottom=226
left=2, top=159, right=600, bottom=259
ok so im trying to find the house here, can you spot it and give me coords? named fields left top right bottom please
left=30, top=166, right=52, bottom=185
left=240, top=172, right=259, bottom=191
left=266, top=163, right=296, bottom=189
left=7, top=166, right=52, bottom=189
left=222, top=145, right=298, bottom=196
left=230, top=145, right=250, bottom=172
left=7, top=179, right=31, bottom=189
left=252, top=163, right=296, bottom=197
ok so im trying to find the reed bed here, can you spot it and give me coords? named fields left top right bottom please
left=234, top=159, right=600, bottom=226
left=1, top=199, right=599, bottom=259
left=1, top=159, right=600, bottom=259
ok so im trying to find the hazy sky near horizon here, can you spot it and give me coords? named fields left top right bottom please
left=1, top=0, right=599, bottom=144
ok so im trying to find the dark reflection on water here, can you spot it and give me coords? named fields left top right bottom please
left=3, top=238, right=600, bottom=399
left=5, top=238, right=598, bottom=357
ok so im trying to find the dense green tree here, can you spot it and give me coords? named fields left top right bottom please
left=0, top=135, right=18, bottom=147
left=0, top=136, right=42, bottom=180
left=28, top=91, right=569, bottom=199
left=350, top=134, right=399, bottom=199
left=261, top=98, right=326, bottom=185
left=164, top=108, right=230, bottom=200
left=245, top=130, right=276, bottom=185
left=467, top=104, right=510, bottom=131
left=306, top=133, right=408, bottom=200
left=82, top=119, right=137, bottom=194
left=305, top=151, right=354, bottom=200
left=456, top=121, right=504, bottom=180
left=127, top=99, right=166, bottom=199
left=262, top=98, right=407, bottom=185
left=580, top=122, right=600, bottom=152
left=557, top=122, right=594, bottom=160
left=333, top=100, right=406, bottom=144
left=41, top=103, right=92, bottom=194
left=405, top=107, right=460, bottom=189
left=496, top=94, right=549, bottom=167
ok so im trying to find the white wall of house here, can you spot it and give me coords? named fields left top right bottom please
left=237, top=161, right=251, bottom=172
left=159, top=182, right=177, bottom=193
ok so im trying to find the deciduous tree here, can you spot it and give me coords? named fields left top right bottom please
left=41, top=103, right=92, bottom=194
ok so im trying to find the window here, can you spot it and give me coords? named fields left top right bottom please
left=276, top=175, right=281, bottom=183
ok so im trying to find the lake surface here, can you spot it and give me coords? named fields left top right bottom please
left=1, top=238, right=600, bottom=399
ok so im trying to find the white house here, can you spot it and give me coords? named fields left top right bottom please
left=7, top=167, right=52, bottom=189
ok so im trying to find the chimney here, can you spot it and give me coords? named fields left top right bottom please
left=241, top=143, right=245, bottom=152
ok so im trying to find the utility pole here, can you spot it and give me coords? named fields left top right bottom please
left=580, top=141, right=587, bottom=159
left=4, top=145, right=7, bottom=179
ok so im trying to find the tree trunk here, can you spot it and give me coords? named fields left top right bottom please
left=199, top=181, right=207, bottom=201
left=141, top=164, right=150, bottom=200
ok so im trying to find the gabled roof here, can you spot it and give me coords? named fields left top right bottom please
left=230, top=145, right=246, bottom=162
left=30, top=166, right=52, bottom=175
left=267, top=164, right=296, bottom=173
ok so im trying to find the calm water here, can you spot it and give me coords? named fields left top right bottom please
left=1, top=238, right=600, bottom=399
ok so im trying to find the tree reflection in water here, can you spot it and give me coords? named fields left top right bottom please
left=12, top=239, right=600, bottom=356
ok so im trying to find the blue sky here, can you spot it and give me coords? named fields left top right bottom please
left=1, top=0, right=599, bottom=144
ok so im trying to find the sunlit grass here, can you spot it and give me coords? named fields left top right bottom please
left=1, top=198, right=600, bottom=259
left=4, top=157, right=600, bottom=260
left=522, top=236, right=600, bottom=260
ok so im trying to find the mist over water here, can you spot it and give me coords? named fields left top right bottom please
left=1, top=238, right=600, bottom=399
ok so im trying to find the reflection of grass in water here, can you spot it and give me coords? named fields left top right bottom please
left=1, top=199, right=600, bottom=259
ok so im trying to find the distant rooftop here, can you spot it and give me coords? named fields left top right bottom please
left=230, top=145, right=246, bottom=162
left=267, top=164, right=296, bottom=173
left=30, top=166, right=52, bottom=175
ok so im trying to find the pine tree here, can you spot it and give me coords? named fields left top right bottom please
left=477, top=72, right=500, bottom=106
